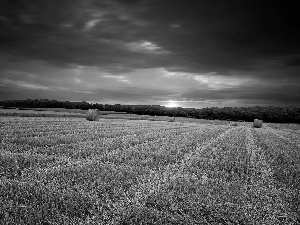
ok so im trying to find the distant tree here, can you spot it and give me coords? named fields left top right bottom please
left=1, top=99, right=299, bottom=123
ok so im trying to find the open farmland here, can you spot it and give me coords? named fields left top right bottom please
left=1, top=117, right=300, bottom=224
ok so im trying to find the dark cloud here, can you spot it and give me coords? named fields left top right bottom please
left=284, top=56, right=300, bottom=67
left=0, top=0, right=148, bottom=70
left=129, top=0, right=300, bottom=73
left=1, top=0, right=300, bottom=74
left=180, top=82, right=300, bottom=106
left=240, top=92, right=300, bottom=104
left=0, top=81, right=174, bottom=104
left=0, top=0, right=299, bottom=107
left=89, top=86, right=174, bottom=101
left=180, top=88, right=241, bottom=101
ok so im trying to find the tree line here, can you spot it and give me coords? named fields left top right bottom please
left=0, top=99, right=299, bottom=123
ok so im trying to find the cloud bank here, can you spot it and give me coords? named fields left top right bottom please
left=0, top=0, right=299, bottom=107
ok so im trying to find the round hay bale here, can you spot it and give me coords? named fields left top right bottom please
left=86, top=109, right=101, bottom=121
left=169, top=117, right=175, bottom=122
left=253, top=119, right=263, bottom=128
left=140, top=115, right=149, bottom=120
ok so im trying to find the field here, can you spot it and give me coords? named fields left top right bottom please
left=16, top=108, right=127, bottom=115
left=1, top=116, right=300, bottom=224
left=0, top=107, right=124, bottom=117
left=0, top=107, right=223, bottom=124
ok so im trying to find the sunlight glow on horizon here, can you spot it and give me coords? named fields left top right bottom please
left=165, top=100, right=179, bottom=108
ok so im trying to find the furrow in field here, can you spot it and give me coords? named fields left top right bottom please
left=1, top=118, right=200, bottom=149
left=128, top=126, right=297, bottom=224
left=1, top=116, right=219, bottom=152
left=0, top=149, right=72, bottom=180
left=13, top=122, right=229, bottom=223
left=98, top=125, right=230, bottom=169
left=253, top=128, right=300, bottom=188
left=126, top=127, right=250, bottom=224
left=0, top=177, right=97, bottom=224
left=2, top=116, right=299, bottom=224
left=2, top=126, right=203, bottom=157
left=1, top=117, right=213, bottom=165
left=252, top=128, right=300, bottom=222
left=25, top=124, right=229, bottom=181
left=263, top=127, right=300, bottom=146
left=282, top=129, right=300, bottom=135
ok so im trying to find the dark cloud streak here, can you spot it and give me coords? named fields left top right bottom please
left=1, top=0, right=300, bottom=73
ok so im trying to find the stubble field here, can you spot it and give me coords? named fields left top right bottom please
left=0, top=117, right=300, bottom=224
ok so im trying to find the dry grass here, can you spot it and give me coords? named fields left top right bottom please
left=0, top=108, right=85, bottom=118
left=1, top=117, right=300, bottom=224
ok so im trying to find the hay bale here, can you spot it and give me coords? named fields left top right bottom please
left=86, top=109, right=101, bottom=121
left=253, top=119, right=263, bottom=128
left=140, top=115, right=149, bottom=120
left=230, top=122, right=238, bottom=126
left=169, top=117, right=175, bottom=122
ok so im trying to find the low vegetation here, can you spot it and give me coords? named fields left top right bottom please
left=1, top=99, right=300, bottom=123
left=0, top=108, right=85, bottom=118
left=1, top=115, right=299, bottom=224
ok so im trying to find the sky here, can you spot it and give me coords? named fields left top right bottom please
left=0, top=0, right=300, bottom=108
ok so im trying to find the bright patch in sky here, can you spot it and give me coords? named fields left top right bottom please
left=125, top=41, right=169, bottom=54
left=193, top=74, right=249, bottom=89
left=102, top=75, right=131, bottom=84
left=165, top=100, right=178, bottom=108
left=84, top=19, right=102, bottom=30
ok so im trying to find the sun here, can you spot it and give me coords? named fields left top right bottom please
left=166, top=100, right=178, bottom=108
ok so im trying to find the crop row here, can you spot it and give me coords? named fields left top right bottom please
left=1, top=117, right=299, bottom=224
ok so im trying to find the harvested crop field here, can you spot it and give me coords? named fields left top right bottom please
left=1, top=117, right=300, bottom=224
